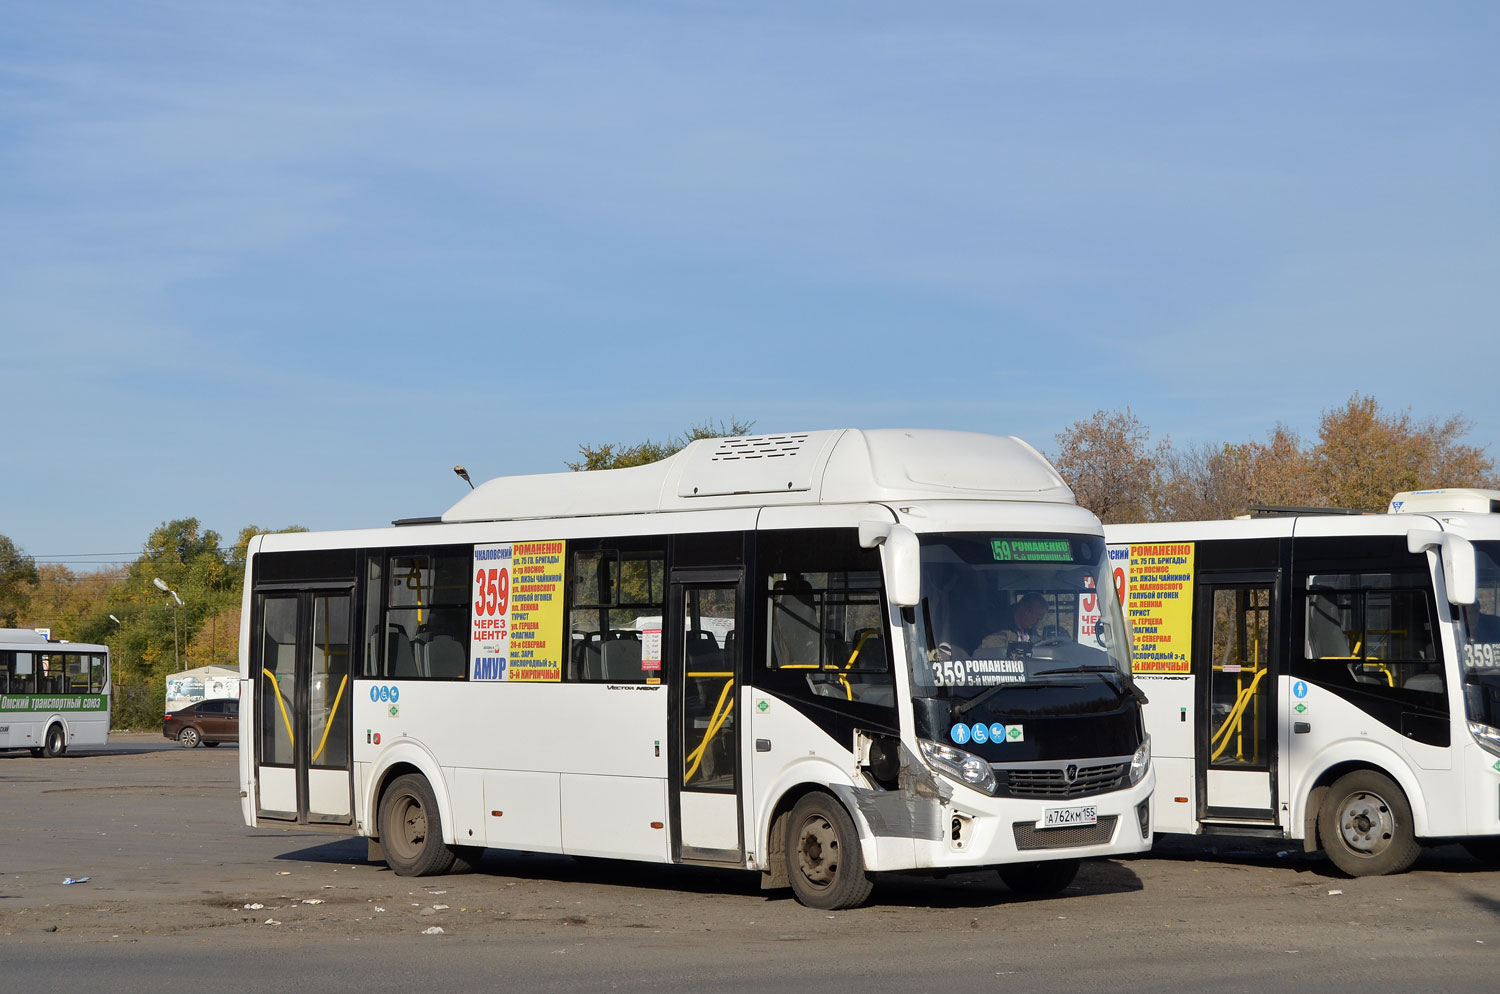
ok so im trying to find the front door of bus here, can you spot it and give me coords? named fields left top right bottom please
left=253, top=589, right=354, bottom=825
left=1196, top=574, right=1279, bottom=823
left=671, top=571, right=744, bottom=862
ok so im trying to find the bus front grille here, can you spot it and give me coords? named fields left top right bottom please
left=1012, top=815, right=1118, bottom=850
left=1003, top=762, right=1126, bottom=799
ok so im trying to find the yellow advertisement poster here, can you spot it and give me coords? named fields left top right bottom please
left=508, top=540, right=566, bottom=681
left=1125, top=542, right=1195, bottom=674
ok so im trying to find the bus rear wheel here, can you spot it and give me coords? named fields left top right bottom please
left=378, top=773, right=458, bottom=877
left=1318, top=770, right=1420, bottom=876
left=786, top=792, right=873, bottom=910
left=43, top=724, right=66, bottom=758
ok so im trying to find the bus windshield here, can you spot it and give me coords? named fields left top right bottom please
left=1459, top=540, right=1500, bottom=727
left=905, top=533, right=1132, bottom=707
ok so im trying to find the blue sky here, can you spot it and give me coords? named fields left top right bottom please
left=4, top=2, right=1497, bottom=568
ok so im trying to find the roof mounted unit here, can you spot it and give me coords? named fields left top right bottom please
left=1389, top=489, right=1500, bottom=515
left=441, top=428, right=1075, bottom=524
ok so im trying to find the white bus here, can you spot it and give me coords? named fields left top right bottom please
left=0, top=628, right=112, bottom=757
left=239, top=429, right=1154, bottom=909
left=1107, top=488, right=1500, bottom=875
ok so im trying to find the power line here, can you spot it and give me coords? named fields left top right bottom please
left=33, top=546, right=239, bottom=559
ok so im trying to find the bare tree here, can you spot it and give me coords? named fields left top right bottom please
left=1051, top=408, right=1170, bottom=523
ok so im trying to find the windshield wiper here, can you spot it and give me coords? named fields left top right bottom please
left=951, top=681, right=1080, bottom=718
left=1033, top=664, right=1120, bottom=676
left=951, top=667, right=1139, bottom=717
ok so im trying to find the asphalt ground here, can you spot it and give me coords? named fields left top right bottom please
left=2, top=733, right=1496, bottom=993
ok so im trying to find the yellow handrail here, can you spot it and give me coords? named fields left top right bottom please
left=310, top=673, right=348, bottom=765
left=1210, top=667, right=1267, bottom=762
left=684, top=678, right=735, bottom=783
left=834, top=630, right=880, bottom=700
left=399, top=563, right=426, bottom=626
left=264, top=668, right=295, bottom=747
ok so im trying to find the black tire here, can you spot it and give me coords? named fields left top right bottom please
left=998, top=858, right=1081, bottom=895
left=786, top=792, right=873, bottom=910
left=43, top=724, right=66, bottom=758
left=1318, top=770, right=1421, bottom=876
left=1462, top=837, right=1500, bottom=865
left=203, top=741, right=222, bottom=748
left=378, top=773, right=458, bottom=876
left=178, top=726, right=201, bottom=748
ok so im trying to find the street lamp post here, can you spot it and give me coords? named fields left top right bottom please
left=153, top=578, right=183, bottom=670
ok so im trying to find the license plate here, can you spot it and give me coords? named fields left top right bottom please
left=1041, top=804, right=1097, bottom=828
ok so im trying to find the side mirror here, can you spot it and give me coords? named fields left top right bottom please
left=1408, top=529, right=1477, bottom=605
left=859, top=521, right=921, bottom=608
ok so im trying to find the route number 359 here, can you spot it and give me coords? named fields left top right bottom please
left=474, top=567, right=510, bottom=617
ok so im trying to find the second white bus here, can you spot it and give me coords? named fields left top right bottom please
left=1108, top=488, right=1500, bottom=875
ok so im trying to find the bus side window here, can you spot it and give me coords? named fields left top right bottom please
left=567, top=540, right=666, bottom=683
left=1300, top=573, right=1443, bottom=700
left=13, top=652, right=34, bottom=694
left=759, top=529, right=895, bottom=716
left=381, top=547, right=472, bottom=680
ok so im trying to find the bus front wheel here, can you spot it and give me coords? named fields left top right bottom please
left=786, top=792, right=873, bottom=910
left=378, top=774, right=458, bottom=877
left=1318, top=770, right=1420, bottom=876
left=43, top=724, right=66, bottom=758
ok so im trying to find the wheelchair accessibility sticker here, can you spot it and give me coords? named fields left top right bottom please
left=370, top=685, right=400, bottom=704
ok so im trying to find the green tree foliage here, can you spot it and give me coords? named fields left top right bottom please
left=567, top=418, right=756, bottom=471
left=0, top=534, right=40, bottom=626
left=23, top=564, right=125, bottom=638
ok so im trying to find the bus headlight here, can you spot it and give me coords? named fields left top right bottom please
left=918, top=739, right=997, bottom=795
left=1129, top=735, right=1152, bottom=786
left=1469, top=722, right=1500, bottom=759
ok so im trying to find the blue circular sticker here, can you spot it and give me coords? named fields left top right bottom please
left=950, top=723, right=971, bottom=745
left=369, top=686, right=380, bottom=703
left=1293, top=680, right=1308, bottom=699
left=971, top=722, right=989, bottom=744
left=378, top=686, right=390, bottom=703
left=990, top=723, right=1006, bottom=741
left=389, top=686, right=400, bottom=703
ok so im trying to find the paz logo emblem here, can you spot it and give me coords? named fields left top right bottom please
left=1064, top=763, right=1078, bottom=784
